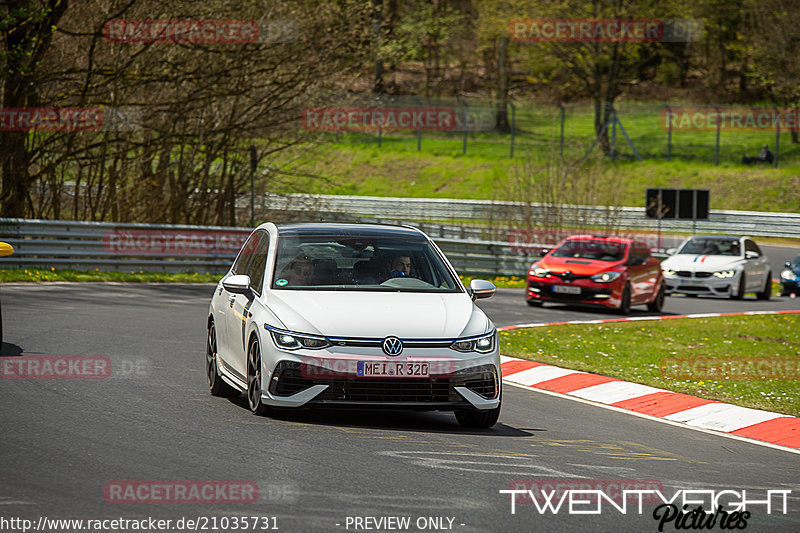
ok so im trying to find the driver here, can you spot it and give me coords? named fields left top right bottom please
left=386, top=255, right=412, bottom=279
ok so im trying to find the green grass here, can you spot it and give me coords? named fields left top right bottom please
left=277, top=100, right=800, bottom=213
left=0, top=268, right=220, bottom=283
left=500, top=314, right=800, bottom=416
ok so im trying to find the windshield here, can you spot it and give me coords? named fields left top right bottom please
left=272, top=233, right=461, bottom=292
left=551, top=240, right=626, bottom=262
left=678, top=238, right=741, bottom=256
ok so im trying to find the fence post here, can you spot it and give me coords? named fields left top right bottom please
left=509, top=102, right=516, bottom=158
left=610, top=109, right=617, bottom=161
left=462, top=102, right=469, bottom=155
left=415, top=96, right=422, bottom=151
left=378, top=121, right=382, bottom=148
left=558, top=102, right=565, bottom=159
left=774, top=107, right=780, bottom=169
left=714, top=106, right=720, bottom=166
left=664, top=103, right=672, bottom=161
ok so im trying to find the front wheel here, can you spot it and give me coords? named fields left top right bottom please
left=732, top=273, right=746, bottom=300
left=247, top=338, right=270, bottom=416
left=206, top=322, right=238, bottom=397
left=756, top=271, right=772, bottom=300
left=455, top=394, right=501, bottom=428
left=618, top=284, right=631, bottom=315
left=647, top=283, right=665, bottom=313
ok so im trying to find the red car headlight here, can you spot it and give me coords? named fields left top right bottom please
left=590, top=271, right=622, bottom=283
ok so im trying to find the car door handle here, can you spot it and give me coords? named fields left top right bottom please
left=229, top=297, right=235, bottom=308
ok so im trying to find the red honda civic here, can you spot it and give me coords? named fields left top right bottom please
left=525, top=234, right=665, bottom=314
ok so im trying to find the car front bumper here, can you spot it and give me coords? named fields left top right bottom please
left=260, top=350, right=501, bottom=411
left=663, top=273, right=736, bottom=297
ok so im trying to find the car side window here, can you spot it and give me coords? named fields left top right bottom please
left=744, top=239, right=760, bottom=256
left=245, top=231, right=269, bottom=294
left=232, top=232, right=259, bottom=276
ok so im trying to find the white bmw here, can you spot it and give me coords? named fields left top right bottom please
left=660, top=235, right=771, bottom=300
left=206, top=223, right=501, bottom=428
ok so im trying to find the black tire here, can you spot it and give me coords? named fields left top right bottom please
left=756, top=271, right=771, bottom=300
left=455, top=399, right=501, bottom=428
left=526, top=299, right=543, bottom=307
left=619, top=284, right=631, bottom=315
left=247, top=337, right=270, bottom=416
left=733, top=273, right=746, bottom=300
left=647, top=283, right=665, bottom=313
left=206, top=321, right=239, bottom=397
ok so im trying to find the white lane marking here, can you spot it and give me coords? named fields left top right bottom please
left=664, top=403, right=787, bottom=433
left=504, top=365, right=580, bottom=386
left=570, top=381, right=666, bottom=404
left=379, top=450, right=582, bottom=477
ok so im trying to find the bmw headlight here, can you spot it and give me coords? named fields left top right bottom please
left=662, top=268, right=676, bottom=276
left=712, top=270, right=735, bottom=279
left=781, top=270, right=798, bottom=281
left=266, top=326, right=330, bottom=350
left=451, top=330, right=496, bottom=354
left=530, top=265, right=548, bottom=277
left=590, top=271, right=621, bottom=283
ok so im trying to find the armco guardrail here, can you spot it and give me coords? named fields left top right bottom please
left=263, top=193, right=800, bottom=240
left=0, top=218, right=535, bottom=276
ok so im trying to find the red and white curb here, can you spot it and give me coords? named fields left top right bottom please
left=498, top=309, right=800, bottom=451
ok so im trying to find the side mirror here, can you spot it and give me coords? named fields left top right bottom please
left=785, top=261, right=792, bottom=268
left=469, top=279, right=496, bottom=300
left=745, top=250, right=759, bottom=260
left=665, top=248, right=676, bottom=256
left=223, top=274, right=253, bottom=298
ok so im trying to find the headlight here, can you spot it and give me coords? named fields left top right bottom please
left=590, top=271, right=621, bottom=283
left=529, top=265, right=548, bottom=277
left=662, top=268, right=676, bottom=276
left=781, top=270, right=798, bottom=281
left=712, top=270, right=735, bottom=279
left=267, top=326, right=330, bottom=350
left=451, top=330, right=496, bottom=354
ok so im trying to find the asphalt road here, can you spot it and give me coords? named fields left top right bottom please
left=1, top=283, right=800, bottom=533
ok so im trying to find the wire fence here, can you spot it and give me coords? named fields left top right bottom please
left=313, top=98, right=800, bottom=167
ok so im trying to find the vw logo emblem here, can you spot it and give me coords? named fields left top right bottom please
left=382, top=336, right=403, bottom=356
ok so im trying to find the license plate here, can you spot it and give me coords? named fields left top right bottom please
left=553, top=284, right=581, bottom=294
left=357, top=361, right=429, bottom=377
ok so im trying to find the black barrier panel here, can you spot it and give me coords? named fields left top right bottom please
left=646, top=188, right=709, bottom=220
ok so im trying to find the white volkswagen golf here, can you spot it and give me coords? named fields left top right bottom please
left=206, top=223, right=501, bottom=428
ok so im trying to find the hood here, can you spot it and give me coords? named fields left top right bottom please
left=661, top=254, right=744, bottom=271
left=265, top=290, right=486, bottom=339
left=537, top=256, right=623, bottom=275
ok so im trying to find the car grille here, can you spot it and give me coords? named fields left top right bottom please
left=269, top=362, right=498, bottom=403
left=676, top=271, right=712, bottom=278
left=528, top=281, right=612, bottom=301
